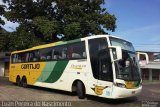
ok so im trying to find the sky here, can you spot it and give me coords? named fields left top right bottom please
left=0, top=0, right=160, bottom=52
left=104, top=0, right=160, bottom=52
left=0, top=0, right=19, bottom=31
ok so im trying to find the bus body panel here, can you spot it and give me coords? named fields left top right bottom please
left=112, top=86, right=142, bottom=98
left=34, top=60, right=88, bottom=92
left=9, top=35, right=142, bottom=99
left=9, top=62, right=46, bottom=85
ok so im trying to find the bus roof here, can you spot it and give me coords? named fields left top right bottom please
left=11, top=35, right=129, bottom=54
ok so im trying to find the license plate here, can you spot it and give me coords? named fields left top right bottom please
left=132, top=91, right=136, bottom=94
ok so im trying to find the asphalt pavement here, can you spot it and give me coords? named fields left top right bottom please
left=0, top=77, right=160, bottom=107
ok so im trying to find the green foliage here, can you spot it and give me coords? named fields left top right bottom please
left=0, top=25, right=44, bottom=51
left=32, top=16, right=59, bottom=42
left=1, top=0, right=117, bottom=51
left=64, top=22, right=81, bottom=40
left=0, top=5, right=5, bottom=27
left=8, top=25, right=44, bottom=51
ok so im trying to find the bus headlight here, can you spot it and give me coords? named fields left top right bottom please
left=114, top=82, right=126, bottom=88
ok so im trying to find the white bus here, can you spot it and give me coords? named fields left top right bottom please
left=9, top=35, right=142, bottom=99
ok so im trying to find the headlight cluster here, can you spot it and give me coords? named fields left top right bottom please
left=114, top=82, right=126, bottom=88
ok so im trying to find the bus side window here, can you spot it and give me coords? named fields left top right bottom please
left=25, top=53, right=29, bottom=62
left=28, top=51, right=40, bottom=62
left=52, top=49, right=56, bottom=59
left=67, top=47, right=73, bottom=59
left=16, top=54, right=20, bottom=63
left=11, top=54, right=16, bottom=63
left=15, top=54, right=18, bottom=63
left=20, top=53, right=27, bottom=63
left=62, top=48, right=67, bottom=59
left=68, top=41, right=86, bottom=59
left=52, top=48, right=59, bottom=60
left=52, top=45, right=67, bottom=60
left=34, top=51, right=40, bottom=61
left=39, top=48, right=52, bottom=61
left=29, top=52, right=33, bottom=62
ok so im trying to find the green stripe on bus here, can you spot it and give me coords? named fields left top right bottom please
left=44, top=61, right=69, bottom=83
left=37, top=61, right=57, bottom=82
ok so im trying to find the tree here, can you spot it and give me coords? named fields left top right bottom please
left=0, top=4, right=6, bottom=51
left=55, top=0, right=116, bottom=40
left=0, top=25, right=44, bottom=51
left=0, top=5, right=5, bottom=28
left=2, top=0, right=116, bottom=50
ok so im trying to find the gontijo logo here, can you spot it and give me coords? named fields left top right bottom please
left=21, top=64, right=40, bottom=69
left=70, top=64, right=86, bottom=70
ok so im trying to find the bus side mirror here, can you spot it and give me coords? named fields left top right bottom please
left=109, top=46, right=122, bottom=61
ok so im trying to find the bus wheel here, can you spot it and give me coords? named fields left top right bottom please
left=77, top=81, right=85, bottom=99
left=16, top=76, right=21, bottom=86
left=22, top=77, right=28, bottom=88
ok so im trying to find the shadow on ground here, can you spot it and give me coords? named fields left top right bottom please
left=30, top=85, right=138, bottom=105
left=86, top=95, right=138, bottom=104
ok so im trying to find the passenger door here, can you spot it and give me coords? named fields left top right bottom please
left=88, top=38, right=113, bottom=97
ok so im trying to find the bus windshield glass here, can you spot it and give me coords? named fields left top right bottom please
left=110, top=37, right=135, bottom=52
left=110, top=37, right=141, bottom=81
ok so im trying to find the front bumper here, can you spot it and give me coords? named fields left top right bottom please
left=112, top=86, right=142, bottom=99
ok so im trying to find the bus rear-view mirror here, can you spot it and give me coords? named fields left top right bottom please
left=109, top=46, right=122, bottom=61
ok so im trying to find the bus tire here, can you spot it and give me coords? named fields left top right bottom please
left=21, top=77, right=28, bottom=88
left=77, top=81, right=85, bottom=99
left=16, top=76, right=21, bottom=86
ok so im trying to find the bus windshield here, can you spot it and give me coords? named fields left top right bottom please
left=110, top=37, right=141, bottom=81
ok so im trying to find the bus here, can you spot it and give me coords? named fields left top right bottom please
left=9, top=35, right=142, bottom=99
